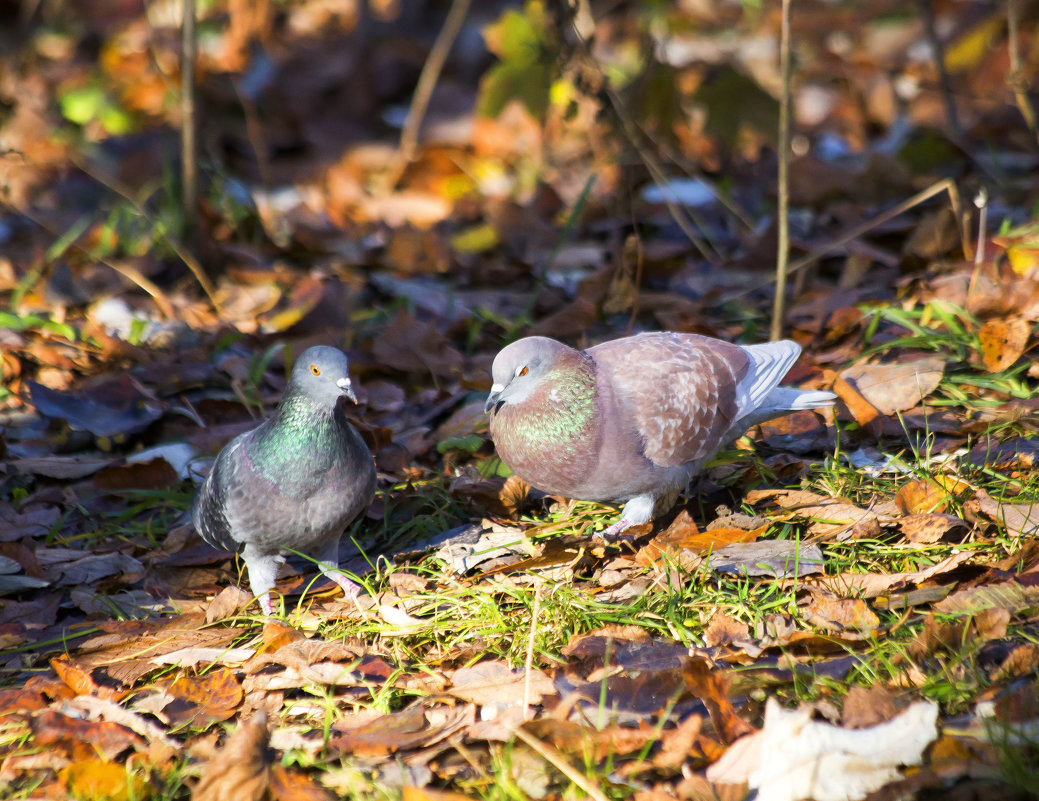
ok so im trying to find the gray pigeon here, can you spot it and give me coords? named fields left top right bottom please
left=484, top=332, right=836, bottom=538
left=192, top=346, right=377, bottom=614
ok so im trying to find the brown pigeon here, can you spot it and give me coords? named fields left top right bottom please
left=484, top=332, right=835, bottom=538
left=192, top=346, right=377, bottom=614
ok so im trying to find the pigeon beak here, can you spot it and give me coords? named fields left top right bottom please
left=484, top=383, right=505, bottom=414
left=336, top=377, right=358, bottom=404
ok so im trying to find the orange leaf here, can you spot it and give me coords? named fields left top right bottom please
left=261, top=622, right=307, bottom=653
left=165, top=669, right=242, bottom=728
left=270, top=764, right=337, bottom=801
left=681, top=658, right=754, bottom=744
left=978, top=317, right=1030, bottom=373
left=831, top=372, right=880, bottom=429
left=678, top=526, right=766, bottom=554
left=51, top=657, right=125, bottom=701
left=59, top=759, right=149, bottom=801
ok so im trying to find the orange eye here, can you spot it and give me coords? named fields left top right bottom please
left=519, top=366, right=528, bottom=377
left=310, top=365, right=321, bottom=375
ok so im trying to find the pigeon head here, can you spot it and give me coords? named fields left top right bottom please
left=287, top=346, right=357, bottom=407
left=484, top=336, right=573, bottom=414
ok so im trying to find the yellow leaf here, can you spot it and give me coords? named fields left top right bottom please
left=451, top=223, right=500, bottom=254
left=60, top=760, right=149, bottom=801
left=944, top=13, right=1003, bottom=74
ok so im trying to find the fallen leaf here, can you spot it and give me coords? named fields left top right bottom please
left=703, top=613, right=751, bottom=649
left=402, top=786, right=480, bottom=801
left=681, top=658, right=754, bottom=744
left=205, top=585, right=255, bottom=624
left=802, top=595, right=880, bottom=637
left=193, top=712, right=270, bottom=801
left=898, top=513, right=969, bottom=544
left=31, top=710, right=144, bottom=761
left=329, top=703, right=474, bottom=757
left=812, top=551, right=974, bottom=599
left=708, top=541, right=825, bottom=579
left=841, top=684, right=902, bottom=729
left=977, top=317, right=1030, bottom=372
left=269, top=764, right=337, bottom=801
left=165, top=668, right=242, bottom=728
left=839, top=358, right=945, bottom=415
left=968, top=489, right=1039, bottom=538
left=707, top=698, right=939, bottom=801
left=449, top=661, right=556, bottom=706
left=59, top=759, right=148, bottom=801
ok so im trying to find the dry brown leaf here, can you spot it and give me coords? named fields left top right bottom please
left=991, top=643, right=1039, bottom=682
left=978, top=317, right=1030, bottom=372
left=898, top=513, right=968, bottom=544
left=906, top=614, right=968, bottom=660
left=260, top=622, right=308, bottom=653
left=811, top=551, right=974, bottom=599
left=31, top=710, right=144, bottom=762
left=839, top=358, right=945, bottom=415
left=842, top=684, right=902, bottom=729
left=193, top=712, right=270, bottom=801
left=703, top=612, right=751, bottom=649
left=967, top=489, right=1039, bottom=538
left=166, top=668, right=243, bottom=728
left=894, top=480, right=948, bottom=514
left=206, top=585, right=255, bottom=624
left=802, top=595, right=880, bottom=637
left=973, top=606, right=1011, bottom=642
left=681, top=657, right=754, bottom=744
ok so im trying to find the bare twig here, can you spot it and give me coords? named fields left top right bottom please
left=393, top=0, right=471, bottom=181
left=604, top=86, right=719, bottom=262
left=770, top=0, right=792, bottom=343
left=725, top=178, right=958, bottom=302
left=512, top=726, right=612, bottom=801
left=66, top=153, right=223, bottom=313
left=916, top=0, right=963, bottom=142
left=973, top=188, right=988, bottom=267
left=1007, top=0, right=1039, bottom=145
left=522, top=580, right=543, bottom=721
left=13, top=205, right=177, bottom=320
left=181, top=0, right=198, bottom=227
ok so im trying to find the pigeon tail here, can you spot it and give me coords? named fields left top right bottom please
left=728, top=387, right=837, bottom=438
left=735, top=340, right=803, bottom=415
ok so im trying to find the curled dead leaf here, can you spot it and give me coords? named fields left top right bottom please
left=193, top=712, right=270, bottom=801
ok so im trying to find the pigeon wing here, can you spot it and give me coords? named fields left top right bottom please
left=191, top=430, right=252, bottom=553
left=589, top=332, right=749, bottom=468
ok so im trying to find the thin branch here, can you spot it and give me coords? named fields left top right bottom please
left=770, top=0, right=792, bottom=343
left=1007, top=0, right=1039, bottom=144
left=13, top=205, right=177, bottom=320
left=181, top=0, right=198, bottom=227
left=512, top=726, right=612, bottom=801
left=395, top=0, right=471, bottom=176
left=916, top=0, right=963, bottom=142
left=522, top=580, right=543, bottom=721
left=725, top=178, right=958, bottom=302
left=66, top=153, right=223, bottom=313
